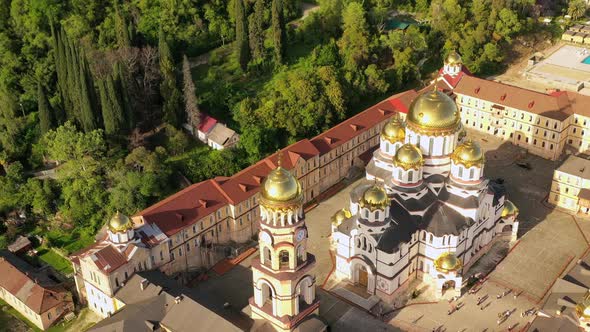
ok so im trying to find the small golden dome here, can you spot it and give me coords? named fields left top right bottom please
left=576, top=292, right=590, bottom=318
left=434, top=252, right=462, bottom=273
left=108, top=212, right=132, bottom=233
left=501, top=200, right=519, bottom=218
left=331, top=208, right=352, bottom=226
left=445, top=50, right=462, bottom=66
left=359, top=184, right=389, bottom=211
left=406, top=90, right=460, bottom=135
left=451, top=140, right=484, bottom=168
left=394, top=144, right=423, bottom=170
left=381, top=116, right=405, bottom=143
left=261, top=166, right=302, bottom=203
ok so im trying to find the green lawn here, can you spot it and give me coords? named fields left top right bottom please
left=37, top=248, right=74, bottom=275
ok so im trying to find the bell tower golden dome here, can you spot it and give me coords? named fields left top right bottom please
left=406, top=90, right=461, bottom=135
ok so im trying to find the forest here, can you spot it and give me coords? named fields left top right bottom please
left=0, top=0, right=563, bottom=252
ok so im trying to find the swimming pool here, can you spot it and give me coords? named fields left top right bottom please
left=582, top=56, right=590, bottom=64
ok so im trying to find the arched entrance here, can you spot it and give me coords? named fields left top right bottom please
left=358, top=265, right=369, bottom=287
left=256, top=280, right=277, bottom=316
left=442, top=280, right=456, bottom=295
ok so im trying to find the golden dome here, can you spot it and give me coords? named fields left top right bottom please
left=451, top=140, right=484, bottom=168
left=394, top=144, right=423, bottom=170
left=501, top=200, right=519, bottom=218
left=576, top=292, right=590, bottom=318
left=434, top=252, right=462, bottom=273
left=406, top=90, right=460, bottom=135
left=331, top=208, right=352, bottom=226
left=381, top=116, right=405, bottom=143
left=108, top=212, right=133, bottom=233
left=359, top=184, right=389, bottom=211
left=445, top=50, right=462, bottom=66
left=260, top=166, right=302, bottom=204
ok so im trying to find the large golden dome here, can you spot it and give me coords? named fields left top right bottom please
left=381, top=116, right=405, bottom=143
left=445, top=50, right=462, bottom=66
left=394, top=144, right=423, bottom=170
left=406, top=90, right=460, bottom=135
left=434, top=252, right=462, bottom=273
left=260, top=166, right=302, bottom=203
left=501, top=200, right=519, bottom=218
left=359, top=184, right=389, bottom=211
left=331, top=208, right=352, bottom=226
left=451, top=140, right=484, bottom=168
left=108, top=212, right=133, bottom=233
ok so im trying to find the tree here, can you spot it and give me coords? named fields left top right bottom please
left=272, top=0, right=286, bottom=63
left=494, top=8, right=522, bottom=42
left=159, top=30, right=182, bottom=126
left=37, top=82, right=55, bottom=135
left=249, top=0, right=265, bottom=61
left=182, top=55, right=200, bottom=132
left=234, top=0, right=250, bottom=71
left=568, top=0, right=587, bottom=20
left=114, top=0, right=131, bottom=48
left=97, top=73, right=125, bottom=135
left=338, top=2, right=370, bottom=70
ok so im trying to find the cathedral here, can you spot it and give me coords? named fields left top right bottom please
left=331, top=70, right=520, bottom=299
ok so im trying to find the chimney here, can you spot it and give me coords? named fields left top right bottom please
left=140, top=278, right=149, bottom=291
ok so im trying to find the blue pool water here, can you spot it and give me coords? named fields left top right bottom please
left=582, top=56, right=590, bottom=64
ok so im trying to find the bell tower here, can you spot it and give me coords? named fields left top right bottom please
left=249, top=154, right=320, bottom=331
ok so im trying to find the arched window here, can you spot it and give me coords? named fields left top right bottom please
left=442, top=236, right=446, bottom=245
left=469, top=168, right=475, bottom=178
left=375, top=210, right=380, bottom=220
left=408, top=170, right=414, bottom=182
left=458, top=167, right=463, bottom=177
left=428, top=137, right=434, bottom=155
left=296, top=245, right=304, bottom=265
left=279, top=250, right=290, bottom=269
left=356, top=238, right=361, bottom=248
left=429, top=234, right=433, bottom=243
left=398, top=169, right=402, bottom=180
left=264, top=247, right=272, bottom=266
left=362, top=236, right=367, bottom=250
left=422, top=232, right=426, bottom=241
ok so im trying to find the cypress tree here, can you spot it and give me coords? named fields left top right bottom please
left=182, top=55, right=200, bottom=132
left=114, top=0, right=131, bottom=48
left=98, top=73, right=125, bottom=135
left=234, top=0, right=250, bottom=71
left=271, top=0, right=286, bottom=63
left=37, top=83, right=55, bottom=135
left=159, top=30, right=181, bottom=126
left=77, top=51, right=97, bottom=132
left=249, top=0, right=265, bottom=61
left=115, top=62, right=134, bottom=129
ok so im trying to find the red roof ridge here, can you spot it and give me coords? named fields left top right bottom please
left=136, top=180, right=219, bottom=217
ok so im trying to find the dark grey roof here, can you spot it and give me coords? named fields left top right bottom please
left=337, top=217, right=356, bottom=236
left=488, top=179, right=506, bottom=206
left=418, top=201, right=472, bottom=236
left=90, top=294, right=172, bottom=332
left=393, top=190, right=436, bottom=212
left=115, top=271, right=183, bottom=304
left=425, top=173, right=447, bottom=184
left=377, top=202, right=418, bottom=253
left=160, top=297, right=241, bottom=332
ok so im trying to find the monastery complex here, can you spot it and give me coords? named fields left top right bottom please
left=70, top=51, right=590, bottom=330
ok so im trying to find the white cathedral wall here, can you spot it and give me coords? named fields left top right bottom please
left=450, top=163, right=483, bottom=182
left=84, top=281, right=116, bottom=318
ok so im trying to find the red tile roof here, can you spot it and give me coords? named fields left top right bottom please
left=0, top=258, right=68, bottom=314
left=138, top=180, right=230, bottom=236
left=310, top=90, right=417, bottom=154
left=93, top=245, right=129, bottom=273
left=198, top=114, right=217, bottom=133
left=438, top=67, right=472, bottom=89
left=135, top=91, right=416, bottom=235
left=454, top=75, right=573, bottom=121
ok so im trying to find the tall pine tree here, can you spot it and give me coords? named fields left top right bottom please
left=182, top=55, right=200, bottom=133
left=235, top=0, right=250, bottom=71
left=249, top=0, right=265, bottom=61
left=98, top=73, right=125, bottom=135
left=272, top=0, right=286, bottom=63
left=159, top=30, right=182, bottom=126
left=37, top=83, right=55, bottom=135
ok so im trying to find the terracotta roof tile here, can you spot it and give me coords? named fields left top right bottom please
left=454, top=75, right=573, bottom=121
left=92, top=245, right=128, bottom=273
left=0, top=258, right=68, bottom=314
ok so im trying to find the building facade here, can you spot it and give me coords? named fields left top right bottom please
left=249, top=161, right=323, bottom=331
left=549, top=154, right=590, bottom=214
left=437, top=52, right=590, bottom=161
left=331, top=89, right=520, bottom=299
left=0, top=256, right=74, bottom=330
